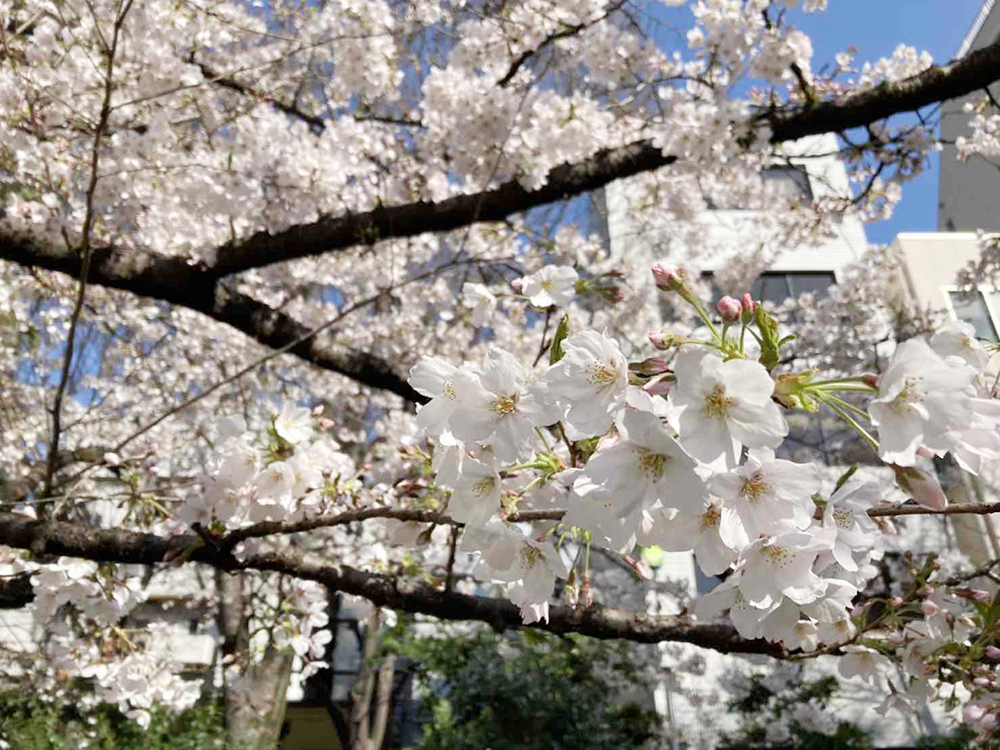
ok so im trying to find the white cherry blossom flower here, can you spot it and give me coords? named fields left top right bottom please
left=710, top=448, right=820, bottom=541
left=739, top=530, right=833, bottom=609
left=822, top=478, right=880, bottom=571
left=930, top=319, right=992, bottom=371
left=449, top=348, right=559, bottom=462
left=838, top=645, right=891, bottom=685
left=519, top=265, right=579, bottom=308
left=449, top=456, right=502, bottom=527
left=694, top=569, right=781, bottom=640
left=409, top=356, right=462, bottom=437
left=274, top=401, right=313, bottom=445
left=461, top=282, right=497, bottom=327
left=868, top=339, right=977, bottom=466
left=580, top=410, right=706, bottom=519
left=545, top=330, right=628, bottom=438
left=669, top=347, right=788, bottom=466
left=640, top=498, right=744, bottom=575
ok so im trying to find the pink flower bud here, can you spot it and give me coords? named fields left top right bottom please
left=981, top=712, right=998, bottom=730
left=890, top=596, right=904, bottom=607
left=650, top=261, right=685, bottom=292
left=986, top=645, right=1000, bottom=660
left=648, top=330, right=675, bottom=350
left=581, top=576, right=594, bottom=608
left=964, top=704, right=987, bottom=725
left=741, top=293, right=755, bottom=314
left=974, top=677, right=991, bottom=687
left=863, top=373, right=880, bottom=389
left=643, top=375, right=672, bottom=397
left=312, top=404, right=325, bottom=416
left=716, top=295, right=742, bottom=323
left=892, top=465, right=948, bottom=511
left=920, top=599, right=940, bottom=617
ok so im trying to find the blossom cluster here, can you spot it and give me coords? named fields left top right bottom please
left=402, top=262, right=1000, bottom=726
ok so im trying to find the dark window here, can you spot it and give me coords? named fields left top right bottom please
left=704, top=271, right=836, bottom=303
left=704, top=165, right=812, bottom=210
left=761, top=165, right=813, bottom=207
left=948, top=290, right=999, bottom=342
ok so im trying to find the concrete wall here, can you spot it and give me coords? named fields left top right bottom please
left=606, top=133, right=869, bottom=280
left=938, top=1, right=1000, bottom=231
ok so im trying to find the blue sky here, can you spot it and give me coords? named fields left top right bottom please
left=786, top=0, right=987, bottom=245
left=648, top=1, right=989, bottom=245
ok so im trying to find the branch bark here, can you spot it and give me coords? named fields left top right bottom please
left=4, top=36, right=1000, bottom=401
left=0, top=513, right=782, bottom=656
left=0, top=236, right=422, bottom=403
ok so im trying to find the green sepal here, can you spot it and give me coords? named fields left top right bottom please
left=550, top=314, right=570, bottom=365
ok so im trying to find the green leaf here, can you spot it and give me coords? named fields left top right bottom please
left=550, top=313, right=570, bottom=365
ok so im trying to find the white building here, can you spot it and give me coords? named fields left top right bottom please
left=939, top=0, right=1000, bottom=232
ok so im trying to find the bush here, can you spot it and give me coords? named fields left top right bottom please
left=384, top=626, right=663, bottom=750
left=0, top=690, right=235, bottom=750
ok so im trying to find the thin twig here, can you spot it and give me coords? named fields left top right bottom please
left=44, top=0, right=134, bottom=496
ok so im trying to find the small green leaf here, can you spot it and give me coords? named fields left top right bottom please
left=550, top=313, right=570, bottom=365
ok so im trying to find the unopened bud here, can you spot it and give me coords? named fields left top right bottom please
left=581, top=575, right=594, bottom=607
left=649, top=330, right=675, bottom=350
left=716, top=295, right=742, bottom=323
left=623, top=555, right=653, bottom=580
left=643, top=375, right=672, bottom=397
left=920, top=599, right=940, bottom=617
left=892, top=464, right=948, bottom=511
left=964, top=704, right=987, bottom=725
left=312, top=404, right=325, bottom=416
left=986, top=645, right=1000, bottom=660
left=863, top=373, right=880, bottom=390
left=630, top=357, right=669, bottom=377
left=741, top=294, right=756, bottom=324
left=650, top=261, right=685, bottom=292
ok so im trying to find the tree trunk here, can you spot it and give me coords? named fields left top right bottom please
left=219, top=571, right=296, bottom=750
left=348, top=610, right=395, bottom=750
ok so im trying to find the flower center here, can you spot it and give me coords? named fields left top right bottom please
left=705, top=385, right=734, bottom=419
left=832, top=507, right=853, bottom=528
left=472, top=477, right=495, bottom=497
left=491, top=394, right=518, bottom=416
left=762, top=544, right=793, bottom=568
left=521, top=546, right=543, bottom=568
left=443, top=380, right=456, bottom=400
left=701, top=504, right=721, bottom=529
left=741, top=471, right=768, bottom=503
left=638, top=451, right=667, bottom=480
left=541, top=280, right=554, bottom=292
left=890, top=377, right=923, bottom=413
left=588, top=360, right=619, bottom=387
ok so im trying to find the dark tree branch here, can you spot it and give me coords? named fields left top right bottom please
left=209, top=36, right=1000, bottom=278
left=0, top=236, right=422, bottom=403
left=4, top=36, right=1000, bottom=402
left=496, top=0, right=628, bottom=87
left=0, top=513, right=782, bottom=656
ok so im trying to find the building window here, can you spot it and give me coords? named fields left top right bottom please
left=946, top=289, right=1000, bottom=342
left=761, top=165, right=813, bottom=207
left=704, top=270, right=836, bottom=303
left=704, top=165, right=812, bottom=210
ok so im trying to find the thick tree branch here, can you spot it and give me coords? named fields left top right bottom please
left=0, top=514, right=781, bottom=655
left=5, top=37, right=1000, bottom=404
left=0, top=236, right=422, bottom=403
left=206, top=37, right=1000, bottom=277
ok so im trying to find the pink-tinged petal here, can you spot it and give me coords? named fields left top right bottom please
left=892, top=465, right=948, bottom=511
